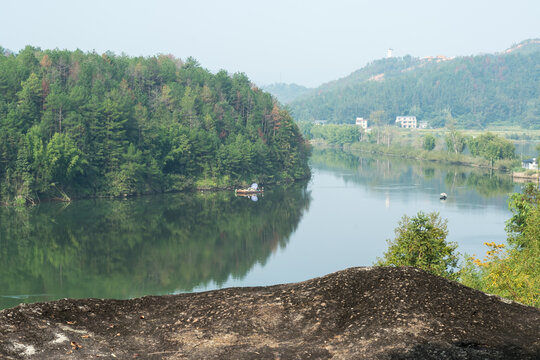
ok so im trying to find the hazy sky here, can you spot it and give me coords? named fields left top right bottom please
left=1, top=0, right=539, bottom=87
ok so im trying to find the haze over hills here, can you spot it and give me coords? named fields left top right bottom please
left=287, top=39, right=540, bottom=129
left=261, top=83, right=312, bottom=105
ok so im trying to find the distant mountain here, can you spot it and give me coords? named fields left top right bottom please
left=290, top=39, right=540, bottom=129
left=261, top=83, right=313, bottom=104
left=503, top=38, right=540, bottom=55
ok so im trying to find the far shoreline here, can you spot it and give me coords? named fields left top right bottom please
left=311, top=140, right=537, bottom=178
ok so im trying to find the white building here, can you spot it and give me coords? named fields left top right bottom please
left=418, top=121, right=428, bottom=129
left=522, top=158, right=538, bottom=170
left=355, top=117, right=368, bottom=129
left=395, top=116, right=417, bottom=129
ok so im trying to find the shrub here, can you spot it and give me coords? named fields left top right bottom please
left=460, top=184, right=540, bottom=307
left=422, top=134, right=436, bottom=151
left=376, top=211, right=459, bottom=279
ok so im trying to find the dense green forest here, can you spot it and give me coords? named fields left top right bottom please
left=261, top=83, right=312, bottom=104
left=0, top=46, right=310, bottom=204
left=289, top=39, right=540, bottom=129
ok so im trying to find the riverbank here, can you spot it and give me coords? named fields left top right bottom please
left=310, top=140, right=519, bottom=173
left=512, top=171, right=540, bottom=183
left=1, top=267, right=539, bottom=359
left=0, top=173, right=311, bottom=207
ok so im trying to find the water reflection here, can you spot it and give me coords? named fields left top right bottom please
left=311, top=148, right=516, bottom=199
left=0, top=183, right=311, bottom=309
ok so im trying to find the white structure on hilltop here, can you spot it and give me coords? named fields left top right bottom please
left=387, top=48, right=393, bottom=58
left=395, top=116, right=417, bottom=129
left=355, top=117, right=368, bottom=129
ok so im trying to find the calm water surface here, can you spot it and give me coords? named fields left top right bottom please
left=0, top=149, right=520, bottom=309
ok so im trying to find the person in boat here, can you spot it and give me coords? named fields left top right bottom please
left=236, top=183, right=262, bottom=194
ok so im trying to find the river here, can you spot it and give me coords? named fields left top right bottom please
left=0, top=149, right=521, bottom=309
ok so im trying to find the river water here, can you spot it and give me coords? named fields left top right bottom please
left=0, top=149, right=521, bottom=309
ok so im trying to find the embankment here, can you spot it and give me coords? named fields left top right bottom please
left=1, top=267, right=539, bottom=359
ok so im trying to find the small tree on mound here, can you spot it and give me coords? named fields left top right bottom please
left=376, top=211, right=459, bottom=279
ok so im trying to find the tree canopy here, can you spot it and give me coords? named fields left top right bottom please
left=0, top=47, right=310, bottom=203
left=468, top=133, right=516, bottom=161
left=376, top=211, right=459, bottom=279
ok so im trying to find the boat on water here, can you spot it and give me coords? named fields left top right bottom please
left=440, top=192, right=448, bottom=200
left=235, top=183, right=263, bottom=195
left=235, top=188, right=264, bottom=195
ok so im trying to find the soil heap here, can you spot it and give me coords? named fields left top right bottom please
left=0, top=267, right=539, bottom=359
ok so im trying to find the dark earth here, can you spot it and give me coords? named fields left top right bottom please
left=0, top=267, right=539, bottom=359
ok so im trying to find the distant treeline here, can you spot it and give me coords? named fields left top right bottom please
left=290, top=40, right=540, bottom=129
left=0, top=46, right=310, bottom=204
left=301, top=122, right=525, bottom=171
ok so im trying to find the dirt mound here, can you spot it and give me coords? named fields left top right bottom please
left=0, top=267, right=539, bottom=359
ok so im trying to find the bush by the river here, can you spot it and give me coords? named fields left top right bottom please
left=377, top=184, right=540, bottom=307
left=376, top=211, right=460, bottom=280
left=460, top=183, right=540, bottom=307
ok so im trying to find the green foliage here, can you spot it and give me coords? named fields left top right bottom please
left=290, top=49, right=540, bottom=129
left=308, top=124, right=361, bottom=146
left=376, top=211, right=459, bottom=279
left=468, top=133, right=516, bottom=162
left=422, top=134, right=436, bottom=151
left=445, top=124, right=467, bottom=154
left=346, top=135, right=516, bottom=173
left=46, top=132, right=86, bottom=186
left=0, top=48, right=310, bottom=202
left=460, top=184, right=540, bottom=307
left=505, top=183, right=539, bottom=248
left=524, top=97, right=540, bottom=129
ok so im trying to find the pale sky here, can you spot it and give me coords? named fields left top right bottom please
left=1, top=0, right=539, bottom=87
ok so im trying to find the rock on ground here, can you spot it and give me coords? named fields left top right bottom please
left=0, top=267, right=539, bottom=359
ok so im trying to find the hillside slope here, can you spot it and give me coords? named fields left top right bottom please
left=261, top=82, right=312, bottom=104
left=1, top=267, right=539, bottom=359
left=290, top=39, right=540, bottom=129
left=0, top=47, right=310, bottom=203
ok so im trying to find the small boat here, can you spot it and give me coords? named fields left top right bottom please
left=440, top=192, right=448, bottom=200
left=235, top=188, right=264, bottom=195
left=236, top=183, right=263, bottom=195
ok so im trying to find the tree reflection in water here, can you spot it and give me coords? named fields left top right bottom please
left=311, top=148, right=515, bottom=198
left=0, top=183, right=311, bottom=309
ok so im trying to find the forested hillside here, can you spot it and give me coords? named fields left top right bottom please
left=261, top=83, right=312, bottom=104
left=0, top=46, right=310, bottom=204
left=290, top=39, right=540, bottom=129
